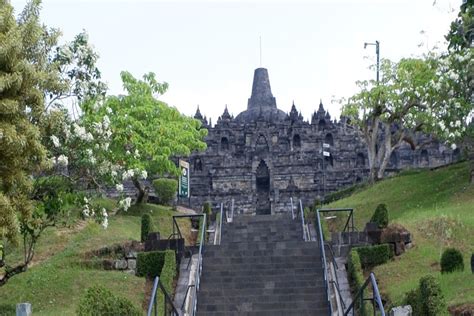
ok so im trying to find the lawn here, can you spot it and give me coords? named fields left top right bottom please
left=327, top=162, right=474, bottom=312
left=0, top=201, right=184, bottom=316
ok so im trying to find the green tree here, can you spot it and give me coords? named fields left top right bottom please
left=80, top=72, right=207, bottom=204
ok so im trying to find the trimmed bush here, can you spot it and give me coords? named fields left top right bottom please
left=354, top=244, right=392, bottom=269
left=347, top=250, right=368, bottom=315
left=440, top=248, right=464, bottom=273
left=141, top=214, right=154, bottom=242
left=136, top=251, right=167, bottom=277
left=370, top=203, right=389, bottom=228
left=76, top=285, right=142, bottom=316
left=419, top=275, right=446, bottom=315
left=156, top=250, right=177, bottom=316
left=152, top=178, right=177, bottom=205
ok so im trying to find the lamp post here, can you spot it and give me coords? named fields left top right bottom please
left=364, top=40, right=380, bottom=83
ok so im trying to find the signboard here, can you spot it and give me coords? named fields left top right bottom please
left=178, top=160, right=190, bottom=198
left=323, top=143, right=330, bottom=148
left=323, top=151, right=330, bottom=157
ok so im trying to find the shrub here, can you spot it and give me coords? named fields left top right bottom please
left=403, top=288, right=422, bottom=315
left=440, top=248, right=464, bottom=273
left=136, top=251, right=167, bottom=277
left=152, top=178, right=177, bottom=205
left=370, top=203, right=389, bottom=228
left=354, top=244, right=392, bottom=269
left=76, top=285, right=142, bottom=316
left=347, top=250, right=368, bottom=314
left=141, top=214, right=154, bottom=242
left=419, top=275, right=446, bottom=315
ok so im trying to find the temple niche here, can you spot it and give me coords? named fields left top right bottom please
left=188, top=68, right=458, bottom=215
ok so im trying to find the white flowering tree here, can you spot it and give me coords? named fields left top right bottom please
left=78, top=71, right=208, bottom=204
left=342, top=49, right=473, bottom=182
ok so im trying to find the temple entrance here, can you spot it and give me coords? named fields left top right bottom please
left=256, top=160, right=271, bottom=215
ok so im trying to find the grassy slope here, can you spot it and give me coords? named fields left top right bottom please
left=0, top=202, right=181, bottom=316
left=327, top=162, right=474, bottom=310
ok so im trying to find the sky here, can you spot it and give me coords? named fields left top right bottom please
left=11, top=0, right=461, bottom=124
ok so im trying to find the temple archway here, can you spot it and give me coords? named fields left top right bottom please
left=255, top=160, right=271, bottom=215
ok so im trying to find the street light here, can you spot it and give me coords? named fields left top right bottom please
left=364, top=40, right=380, bottom=83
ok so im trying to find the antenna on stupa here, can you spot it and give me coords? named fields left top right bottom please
left=259, top=36, right=262, bottom=67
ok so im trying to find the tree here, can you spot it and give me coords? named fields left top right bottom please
left=79, top=72, right=208, bottom=204
left=445, top=0, right=474, bottom=183
left=342, top=51, right=472, bottom=182
left=0, top=0, right=54, bottom=283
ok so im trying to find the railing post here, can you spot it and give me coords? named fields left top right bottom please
left=290, top=197, right=295, bottom=219
left=299, top=199, right=306, bottom=241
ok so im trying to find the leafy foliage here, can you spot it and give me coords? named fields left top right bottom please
left=354, top=244, right=392, bottom=269
left=419, top=275, right=446, bottom=315
left=440, top=248, right=464, bottom=273
left=76, top=285, right=142, bottom=316
left=370, top=203, right=389, bottom=229
left=141, top=214, right=154, bottom=242
left=136, top=250, right=167, bottom=278
left=152, top=178, right=177, bottom=205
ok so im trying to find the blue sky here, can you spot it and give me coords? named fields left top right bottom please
left=12, top=0, right=460, bottom=123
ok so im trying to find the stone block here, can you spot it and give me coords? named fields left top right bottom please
left=16, top=303, right=32, bottom=316
left=114, top=259, right=128, bottom=270
left=102, top=259, right=114, bottom=270
left=127, top=259, right=136, bottom=270
left=389, top=305, right=412, bottom=316
left=126, top=251, right=137, bottom=259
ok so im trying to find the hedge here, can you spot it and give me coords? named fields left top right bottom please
left=136, top=251, right=167, bottom=278
left=76, top=285, right=142, bottom=316
left=152, top=178, right=177, bottom=205
left=157, top=250, right=177, bottom=316
left=354, top=244, right=392, bottom=269
left=347, top=250, right=368, bottom=315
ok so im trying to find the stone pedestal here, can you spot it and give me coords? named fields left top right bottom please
left=16, top=303, right=32, bottom=316
left=389, top=305, right=412, bottom=316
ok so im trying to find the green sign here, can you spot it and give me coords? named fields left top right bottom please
left=179, top=160, right=190, bottom=198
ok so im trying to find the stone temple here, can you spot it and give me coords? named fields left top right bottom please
left=188, top=68, right=460, bottom=215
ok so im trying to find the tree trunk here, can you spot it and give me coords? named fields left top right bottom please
left=0, top=264, right=27, bottom=286
left=133, top=178, right=146, bottom=204
left=377, top=123, right=393, bottom=180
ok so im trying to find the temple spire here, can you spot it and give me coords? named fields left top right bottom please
left=247, top=68, right=277, bottom=110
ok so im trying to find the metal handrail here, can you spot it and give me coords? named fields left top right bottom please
left=343, top=273, right=385, bottom=316
left=171, top=214, right=207, bottom=316
left=290, top=197, right=295, bottom=219
left=318, top=208, right=356, bottom=233
left=316, top=209, right=332, bottom=315
left=218, top=203, right=223, bottom=245
left=317, top=208, right=385, bottom=316
left=147, top=276, right=179, bottom=316
left=325, top=243, right=346, bottom=311
left=190, top=214, right=206, bottom=315
left=181, top=284, right=195, bottom=310
left=299, top=199, right=306, bottom=241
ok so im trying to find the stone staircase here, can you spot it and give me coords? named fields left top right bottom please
left=197, top=214, right=329, bottom=315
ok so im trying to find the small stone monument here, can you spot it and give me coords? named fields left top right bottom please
left=389, top=305, right=412, bottom=316
left=16, top=303, right=32, bottom=316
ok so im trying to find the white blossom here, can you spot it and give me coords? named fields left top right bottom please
left=102, top=217, right=108, bottom=229
left=140, top=170, right=148, bottom=180
left=57, top=155, right=69, bottom=166
left=119, top=197, right=132, bottom=211
left=116, top=183, right=124, bottom=192
left=50, top=135, right=60, bottom=147
left=451, top=144, right=457, bottom=150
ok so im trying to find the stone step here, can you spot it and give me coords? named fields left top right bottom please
left=201, top=255, right=320, bottom=265
left=203, top=248, right=320, bottom=258
left=199, top=286, right=327, bottom=297
left=203, top=267, right=322, bottom=277
left=200, top=309, right=329, bottom=316
left=207, top=241, right=319, bottom=250
left=200, top=274, right=325, bottom=285
left=198, top=301, right=329, bottom=313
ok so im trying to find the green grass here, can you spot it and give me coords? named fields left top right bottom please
left=0, top=201, right=180, bottom=316
left=326, top=162, right=474, bottom=312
